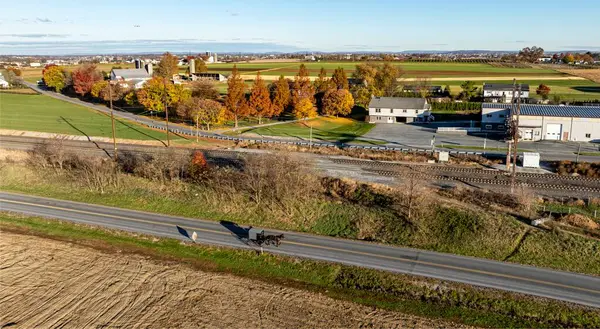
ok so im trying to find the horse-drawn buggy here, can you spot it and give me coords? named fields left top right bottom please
left=248, top=227, right=284, bottom=247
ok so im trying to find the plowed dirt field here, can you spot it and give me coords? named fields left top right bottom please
left=0, top=232, right=468, bottom=329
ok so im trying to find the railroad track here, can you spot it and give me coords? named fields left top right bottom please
left=364, top=169, right=600, bottom=193
left=330, top=158, right=600, bottom=183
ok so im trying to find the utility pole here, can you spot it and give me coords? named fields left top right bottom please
left=511, top=81, right=522, bottom=194
left=108, top=81, right=118, bottom=162
left=309, top=121, right=313, bottom=149
left=576, top=143, right=581, bottom=163
left=163, top=78, right=171, bottom=147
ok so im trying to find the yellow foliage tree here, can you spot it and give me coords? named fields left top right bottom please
left=293, top=97, right=317, bottom=120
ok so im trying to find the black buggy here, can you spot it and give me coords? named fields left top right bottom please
left=248, top=227, right=284, bottom=247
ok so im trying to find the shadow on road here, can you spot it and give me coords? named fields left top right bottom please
left=220, top=220, right=250, bottom=241
left=176, top=225, right=189, bottom=239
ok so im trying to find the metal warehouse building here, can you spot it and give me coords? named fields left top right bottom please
left=482, top=103, right=600, bottom=142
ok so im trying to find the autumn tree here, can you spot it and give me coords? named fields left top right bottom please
left=42, top=65, right=68, bottom=92
left=562, top=53, right=575, bottom=64
left=293, top=97, right=317, bottom=120
left=518, top=46, right=544, bottom=63
left=459, top=80, right=478, bottom=101
left=6, top=67, right=21, bottom=77
left=249, top=72, right=272, bottom=124
left=71, top=64, right=103, bottom=97
left=91, top=80, right=124, bottom=101
left=191, top=79, right=220, bottom=100
left=292, top=64, right=315, bottom=105
left=374, top=62, right=402, bottom=96
left=536, top=84, right=551, bottom=100
left=225, top=65, right=248, bottom=127
left=137, top=77, right=191, bottom=113
left=155, top=52, right=179, bottom=78
left=352, top=85, right=381, bottom=108
left=177, top=97, right=224, bottom=131
left=352, top=63, right=378, bottom=86
left=270, top=75, right=290, bottom=117
left=193, top=58, right=208, bottom=73
left=322, top=89, right=354, bottom=116
left=331, top=67, right=349, bottom=90
left=313, top=67, right=331, bottom=93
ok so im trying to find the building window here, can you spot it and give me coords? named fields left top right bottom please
left=390, top=109, right=394, bottom=113
left=586, top=133, right=591, bottom=138
left=375, top=108, right=381, bottom=113
left=486, top=114, right=493, bottom=118
left=485, top=125, right=492, bottom=129
left=377, top=116, right=381, bottom=120
left=498, top=125, right=504, bottom=129
left=499, top=114, right=505, bottom=118
left=535, top=131, right=540, bottom=136
left=416, top=110, right=419, bottom=114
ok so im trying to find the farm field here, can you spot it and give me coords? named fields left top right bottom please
left=235, top=117, right=379, bottom=144
left=433, top=79, right=600, bottom=101
left=0, top=93, right=179, bottom=141
left=206, top=61, right=565, bottom=78
left=0, top=229, right=445, bottom=329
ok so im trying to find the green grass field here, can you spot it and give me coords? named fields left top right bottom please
left=0, top=93, right=180, bottom=141
left=206, top=62, right=563, bottom=78
left=236, top=117, right=377, bottom=143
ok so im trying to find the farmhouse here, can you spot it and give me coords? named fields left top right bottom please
left=483, top=83, right=529, bottom=103
left=368, top=97, right=431, bottom=123
left=0, top=78, right=9, bottom=88
left=110, top=64, right=152, bottom=89
left=482, top=103, right=600, bottom=142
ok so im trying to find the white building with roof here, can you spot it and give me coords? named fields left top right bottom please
left=110, top=67, right=152, bottom=89
left=482, top=103, right=600, bottom=142
left=368, top=97, right=431, bottom=123
left=483, top=83, right=529, bottom=103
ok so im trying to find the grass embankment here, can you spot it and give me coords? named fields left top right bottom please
left=1, top=212, right=598, bottom=329
left=1, top=159, right=598, bottom=276
left=234, top=116, right=379, bottom=144
left=0, top=93, right=183, bottom=141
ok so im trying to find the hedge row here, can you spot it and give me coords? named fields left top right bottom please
left=431, top=102, right=482, bottom=112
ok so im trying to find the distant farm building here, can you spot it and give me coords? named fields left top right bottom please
left=110, top=61, right=152, bottom=89
left=190, top=72, right=227, bottom=82
left=402, top=85, right=443, bottom=95
left=483, top=83, right=529, bottom=103
left=482, top=103, right=600, bottom=142
left=368, top=97, right=431, bottom=123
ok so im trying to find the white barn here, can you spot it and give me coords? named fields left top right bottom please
left=368, top=97, right=431, bottom=123
left=482, top=103, right=600, bottom=142
left=483, top=83, right=529, bottom=103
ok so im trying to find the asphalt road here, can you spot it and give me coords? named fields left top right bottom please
left=20, top=81, right=600, bottom=162
left=1, top=191, right=599, bottom=308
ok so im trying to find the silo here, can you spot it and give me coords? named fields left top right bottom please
left=189, top=59, right=196, bottom=74
left=213, top=53, right=217, bottom=63
left=145, top=63, right=153, bottom=75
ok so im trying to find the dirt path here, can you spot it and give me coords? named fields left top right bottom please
left=0, top=232, right=469, bottom=329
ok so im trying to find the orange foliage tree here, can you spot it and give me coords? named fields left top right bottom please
left=249, top=72, right=272, bottom=124
left=225, top=65, right=248, bottom=127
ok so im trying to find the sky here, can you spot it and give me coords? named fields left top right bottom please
left=1, top=0, right=599, bottom=55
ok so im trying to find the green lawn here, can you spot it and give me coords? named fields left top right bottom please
left=0, top=93, right=181, bottom=141
left=237, top=117, right=377, bottom=143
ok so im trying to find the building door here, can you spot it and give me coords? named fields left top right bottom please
left=545, top=124, right=562, bottom=140
left=523, top=130, right=533, bottom=140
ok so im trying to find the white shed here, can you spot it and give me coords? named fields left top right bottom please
left=522, top=152, right=540, bottom=168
